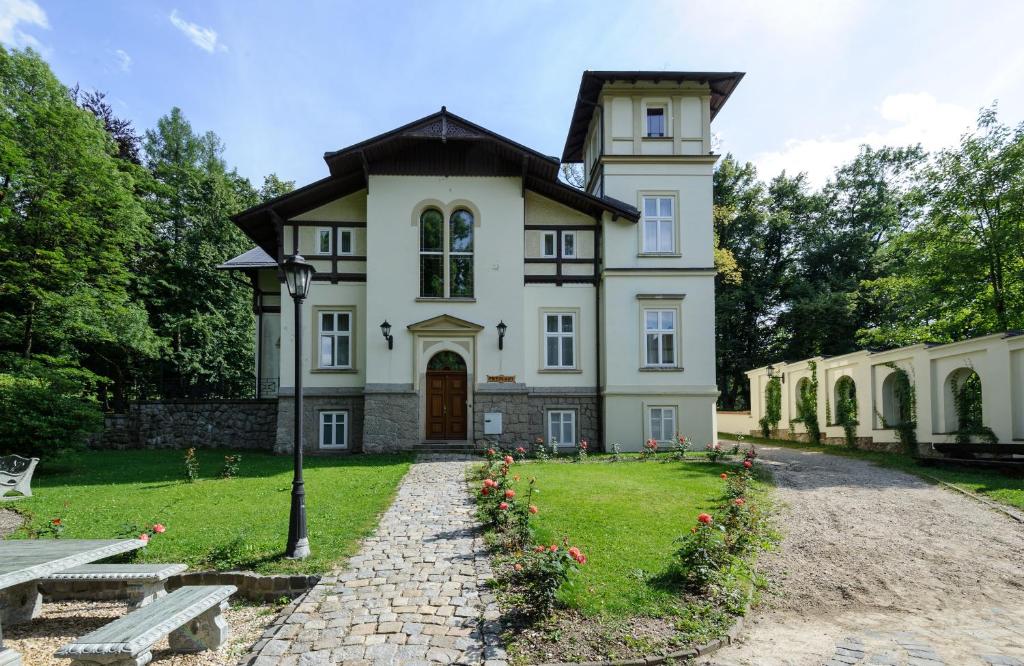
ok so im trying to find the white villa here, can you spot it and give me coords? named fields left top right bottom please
left=219, top=70, right=744, bottom=454
left=720, top=332, right=1024, bottom=450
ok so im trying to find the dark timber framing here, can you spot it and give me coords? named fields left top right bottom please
left=523, top=224, right=599, bottom=286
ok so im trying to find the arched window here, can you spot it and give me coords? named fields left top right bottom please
left=833, top=376, right=857, bottom=426
left=881, top=372, right=903, bottom=426
left=419, top=208, right=474, bottom=298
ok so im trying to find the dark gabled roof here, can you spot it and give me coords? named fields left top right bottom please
left=232, top=107, right=639, bottom=253
left=216, top=246, right=276, bottom=270
left=561, top=70, right=745, bottom=162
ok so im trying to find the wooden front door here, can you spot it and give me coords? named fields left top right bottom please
left=425, top=370, right=468, bottom=440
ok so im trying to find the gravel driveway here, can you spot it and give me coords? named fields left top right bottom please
left=707, top=445, right=1024, bottom=666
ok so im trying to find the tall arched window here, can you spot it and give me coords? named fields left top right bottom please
left=419, top=207, right=474, bottom=298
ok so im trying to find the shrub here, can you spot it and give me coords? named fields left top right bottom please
left=513, top=541, right=586, bottom=615
left=574, top=438, right=588, bottom=463
left=533, top=437, right=549, bottom=462
left=641, top=439, right=658, bottom=461
left=183, top=448, right=199, bottom=483
left=758, top=377, right=782, bottom=437
left=220, top=454, right=241, bottom=479
left=705, top=441, right=725, bottom=463
left=611, top=442, right=622, bottom=462
left=671, top=435, right=690, bottom=461
left=0, top=371, right=102, bottom=456
left=674, top=514, right=730, bottom=591
left=514, top=446, right=528, bottom=461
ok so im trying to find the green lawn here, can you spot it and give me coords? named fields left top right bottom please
left=719, top=432, right=1024, bottom=511
left=509, top=460, right=735, bottom=618
left=6, top=449, right=413, bottom=574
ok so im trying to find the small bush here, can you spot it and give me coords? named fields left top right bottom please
left=705, top=441, right=725, bottom=462
left=0, top=370, right=102, bottom=456
left=183, top=448, right=199, bottom=482
left=220, top=454, right=241, bottom=479
left=641, top=439, right=658, bottom=461
left=674, top=514, right=730, bottom=591
left=573, top=438, right=588, bottom=463
left=512, top=541, right=586, bottom=615
left=671, top=436, right=690, bottom=461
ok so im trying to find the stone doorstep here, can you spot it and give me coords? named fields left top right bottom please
left=42, top=570, right=320, bottom=604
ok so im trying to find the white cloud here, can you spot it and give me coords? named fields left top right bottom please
left=0, top=0, right=48, bottom=49
left=113, top=48, right=132, bottom=72
left=169, top=10, right=226, bottom=53
left=752, top=93, right=976, bottom=186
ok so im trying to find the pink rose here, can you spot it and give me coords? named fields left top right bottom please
left=139, top=533, right=150, bottom=543
left=152, top=524, right=166, bottom=534
left=499, top=502, right=509, bottom=510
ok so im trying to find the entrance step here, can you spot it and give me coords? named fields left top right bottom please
left=413, top=442, right=481, bottom=455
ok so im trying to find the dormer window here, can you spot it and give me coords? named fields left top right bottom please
left=646, top=107, right=666, bottom=137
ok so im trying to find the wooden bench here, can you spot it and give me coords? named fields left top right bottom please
left=0, top=454, right=39, bottom=500
left=54, top=584, right=236, bottom=666
left=40, top=563, right=189, bottom=610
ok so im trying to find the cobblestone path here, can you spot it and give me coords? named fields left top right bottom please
left=242, top=454, right=505, bottom=666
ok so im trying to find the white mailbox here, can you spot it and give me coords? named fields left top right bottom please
left=483, top=412, right=502, bottom=435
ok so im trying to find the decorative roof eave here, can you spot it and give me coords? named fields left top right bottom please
left=407, top=314, right=485, bottom=333
left=561, top=70, right=745, bottom=162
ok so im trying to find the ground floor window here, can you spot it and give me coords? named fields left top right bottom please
left=320, top=410, right=348, bottom=449
left=648, top=406, right=677, bottom=442
left=546, top=409, right=576, bottom=447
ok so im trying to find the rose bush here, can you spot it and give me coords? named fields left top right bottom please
left=512, top=538, right=587, bottom=615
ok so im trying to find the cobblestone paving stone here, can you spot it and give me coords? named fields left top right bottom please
left=240, top=454, right=504, bottom=666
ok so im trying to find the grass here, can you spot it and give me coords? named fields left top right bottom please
left=6, top=449, right=413, bottom=574
left=506, top=459, right=736, bottom=618
left=719, top=432, right=1024, bottom=511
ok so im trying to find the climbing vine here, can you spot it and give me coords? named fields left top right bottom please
left=834, top=376, right=858, bottom=448
left=951, top=372, right=997, bottom=444
left=789, top=361, right=821, bottom=445
left=879, top=363, right=917, bottom=455
left=759, top=377, right=782, bottom=437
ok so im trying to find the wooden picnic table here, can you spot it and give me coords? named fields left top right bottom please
left=0, top=539, right=145, bottom=666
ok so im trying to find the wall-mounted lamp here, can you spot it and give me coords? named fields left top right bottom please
left=380, top=320, right=393, bottom=350
left=766, top=364, right=784, bottom=383
left=496, top=320, right=507, bottom=350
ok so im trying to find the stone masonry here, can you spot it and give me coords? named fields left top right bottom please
left=242, top=454, right=505, bottom=666
left=275, top=393, right=365, bottom=454
left=527, top=391, right=599, bottom=448
left=473, top=387, right=529, bottom=448
left=95, top=400, right=278, bottom=450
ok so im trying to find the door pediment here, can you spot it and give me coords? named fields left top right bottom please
left=407, top=314, right=484, bottom=335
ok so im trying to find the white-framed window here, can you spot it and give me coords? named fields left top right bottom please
left=649, top=406, right=677, bottom=442
left=562, top=231, right=576, bottom=258
left=546, top=410, right=576, bottom=447
left=544, top=313, right=575, bottom=369
left=646, top=106, right=667, bottom=137
left=642, top=196, right=675, bottom=253
left=644, top=309, right=676, bottom=367
left=541, top=231, right=556, bottom=258
left=319, top=410, right=348, bottom=449
left=338, top=229, right=353, bottom=255
left=318, top=311, right=352, bottom=369
left=316, top=228, right=332, bottom=255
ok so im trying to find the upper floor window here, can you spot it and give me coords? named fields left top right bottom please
left=315, top=228, right=354, bottom=255
left=420, top=208, right=474, bottom=298
left=646, top=107, right=666, bottom=137
left=319, top=311, right=352, bottom=369
left=339, top=229, right=353, bottom=255
left=316, top=228, right=331, bottom=255
left=644, top=309, right=676, bottom=367
left=544, top=313, right=575, bottom=369
left=642, top=196, right=674, bottom=253
left=562, top=231, right=576, bottom=258
left=541, top=231, right=556, bottom=258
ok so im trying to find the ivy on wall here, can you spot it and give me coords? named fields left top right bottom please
left=951, top=371, right=998, bottom=444
left=759, top=377, right=782, bottom=437
left=879, top=363, right=917, bottom=454
left=834, top=376, right=858, bottom=448
left=790, top=361, right=821, bottom=445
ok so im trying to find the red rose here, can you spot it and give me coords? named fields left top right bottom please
left=734, top=498, right=745, bottom=506
left=577, top=554, right=587, bottom=565
left=499, top=502, right=509, bottom=510
left=51, top=518, right=62, bottom=526
left=697, top=513, right=713, bottom=524
left=549, top=544, right=558, bottom=552
left=504, top=489, right=515, bottom=499
left=529, top=505, right=538, bottom=514
left=720, top=473, right=728, bottom=479
left=743, top=460, right=753, bottom=469
left=487, top=448, right=495, bottom=456
left=568, top=546, right=581, bottom=559
left=481, top=487, right=490, bottom=496
left=534, top=545, right=546, bottom=552
left=504, top=455, right=514, bottom=465
left=152, top=523, right=166, bottom=534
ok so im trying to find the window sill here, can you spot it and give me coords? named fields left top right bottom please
left=312, top=367, right=358, bottom=374
left=642, top=136, right=673, bottom=141
left=637, top=253, right=682, bottom=258
left=415, top=297, right=477, bottom=303
left=539, top=368, right=583, bottom=374
left=639, top=366, right=684, bottom=372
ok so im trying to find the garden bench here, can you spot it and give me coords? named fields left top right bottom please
left=40, top=563, right=189, bottom=610
left=0, top=454, right=39, bottom=500
left=54, top=584, right=236, bottom=666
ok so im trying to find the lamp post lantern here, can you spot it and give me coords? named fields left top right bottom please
left=282, top=253, right=315, bottom=559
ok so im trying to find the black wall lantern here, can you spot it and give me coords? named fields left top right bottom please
left=380, top=320, right=393, bottom=350
left=496, top=320, right=507, bottom=350
left=766, top=363, right=784, bottom=383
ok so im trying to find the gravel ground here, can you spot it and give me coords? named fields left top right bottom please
left=706, top=445, right=1024, bottom=666
left=0, top=507, right=24, bottom=537
left=4, top=599, right=277, bottom=665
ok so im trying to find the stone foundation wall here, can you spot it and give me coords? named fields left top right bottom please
left=275, top=391, right=364, bottom=454
left=363, top=386, right=419, bottom=453
left=751, top=428, right=901, bottom=453
left=94, top=400, right=278, bottom=450
left=473, top=387, right=529, bottom=448
left=528, top=390, right=600, bottom=449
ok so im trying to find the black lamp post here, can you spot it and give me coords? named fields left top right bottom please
left=282, top=253, right=315, bottom=559
left=380, top=320, right=393, bottom=350
left=497, top=320, right=507, bottom=350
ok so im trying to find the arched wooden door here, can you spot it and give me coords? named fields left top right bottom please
left=425, top=351, right=468, bottom=440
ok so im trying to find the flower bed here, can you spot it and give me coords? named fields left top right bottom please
left=471, top=444, right=776, bottom=664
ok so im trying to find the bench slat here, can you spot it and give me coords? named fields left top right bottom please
left=55, top=585, right=235, bottom=657
left=43, top=563, right=188, bottom=583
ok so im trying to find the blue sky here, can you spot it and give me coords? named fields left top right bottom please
left=4, top=0, right=1024, bottom=188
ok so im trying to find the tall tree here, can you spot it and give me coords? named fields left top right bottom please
left=139, top=108, right=259, bottom=397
